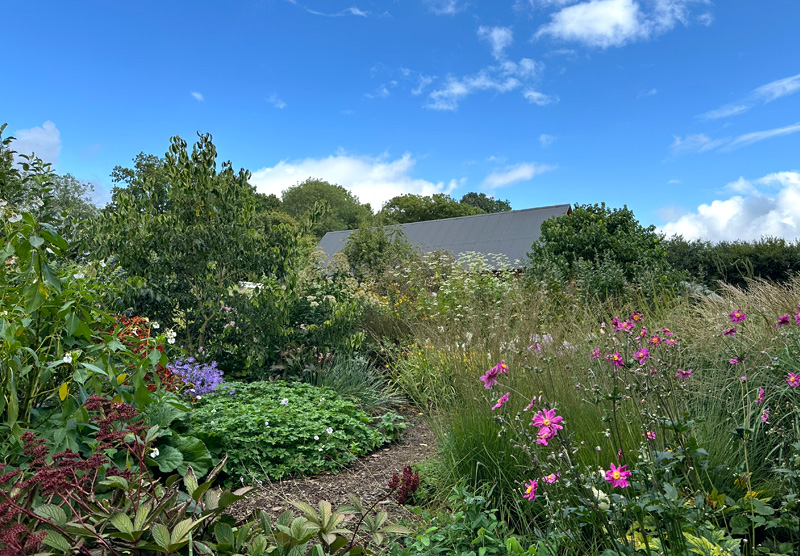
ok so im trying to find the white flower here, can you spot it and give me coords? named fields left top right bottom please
left=318, top=447, right=323, bottom=452
left=72, top=273, right=85, bottom=280
left=167, top=338, right=176, bottom=344
left=320, top=397, right=325, bottom=402
left=196, top=396, right=202, bottom=400
left=166, top=328, right=177, bottom=339
left=326, top=427, right=333, bottom=435
left=63, top=353, right=73, bottom=364
left=9, top=213, right=22, bottom=223
left=149, top=448, right=160, bottom=458
left=211, top=409, right=216, bottom=414
left=280, top=398, right=289, bottom=406
left=152, top=322, right=160, bottom=329
left=314, top=435, right=319, bottom=440
left=210, top=421, right=214, bottom=425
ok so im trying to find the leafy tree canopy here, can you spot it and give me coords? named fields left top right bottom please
left=281, top=178, right=371, bottom=238
left=380, top=193, right=483, bottom=224
left=459, top=192, right=511, bottom=213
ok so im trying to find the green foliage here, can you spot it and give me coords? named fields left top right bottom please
left=307, top=355, right=404, bottom=413
left=190, top=381, right=386, bottom=485
left=459, top=192, right=511, bottom=214
left=376, top=412, right=408, bottom=441
left=281, top=178, right=372, bottom=238
left=380, top=193, right=484, bottom=224
left=664, top=235, right=800, bottom=289
left=95, top=133, right=309, bottom=353
left=526, top=203, right=679, bottom=300
left=343, top=219, right=413, bottom=280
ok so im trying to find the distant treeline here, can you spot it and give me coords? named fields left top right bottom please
left=664, top=236, right=800, bottom=289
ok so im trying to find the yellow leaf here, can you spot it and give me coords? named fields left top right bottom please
left=116, top=373, right=128, bottom=385
left=58, top=382, right=69, bottom=401
left=112, top=395, right=123, bottom=403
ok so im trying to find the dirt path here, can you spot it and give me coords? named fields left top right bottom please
left=231, top=413, right=438, bottom=522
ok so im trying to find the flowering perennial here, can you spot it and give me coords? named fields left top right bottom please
left=605, top=463, right=632, bottom=489
left=729, top=310, right=747, bottom=323
left=523, top=478, right=538, bottom=501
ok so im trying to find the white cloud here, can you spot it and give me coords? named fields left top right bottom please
left=425, top=0, right=465, bottom=15
left=539, top=134, right=556, bottom=147
left=637, top=87, right=658, bottom=98
left=478, top=26, right=513, bottom=60
left=667, top=178, right=680, bottom=184
left=700, top=73, right=800, bottom=120
left=660, top=171, right=800, bottom=241
left=286, top=0, right=371, bottom=17
left=191, top=91, right=204, bottom=101
left=482, top=162, right=556, bottom=188
left=524, top=89, right=558, bottom=105
left=671, top=122, right=800, bottom=154
left=535, top=0, right=701, bottom=49
left=366, top=84, right=392, bottom=99
left=13, top=121, right=62, bottom=165
left=249, top=151, right=462, bottom=209
left=267, top=93, right=287, bottom=109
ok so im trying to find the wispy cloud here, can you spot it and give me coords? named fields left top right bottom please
left=671, top=122, right=800, bottom=154
left=482, top=162, right=556, bottom=188
left=535, top=0, right=704, bottom=49
left=249, top=151, right=463, bottom=209
left=366, top=84, right=392, bottom=99
left=425, top=0, right=465, bottom=15
left=285, top=0, right=370, bottom=17
left=524, top=89, right=559, bottom=105
left=478, top=26, right=513, bottom=60
left=699, top=73, right=800, bottom=120
left=190, top=91, right=204, bottom=102
left=660, top=171, right=800, bottom=241
left=539, top=134, right=556, bottom=147
left=12, top=120, right=62, bottom=165
left=267, top=93, right=287, bottom=109
left=637, top=87, right=658, bottom=98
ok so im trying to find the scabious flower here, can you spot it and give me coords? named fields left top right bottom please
left=787, top=373, right=800, bottom=388
left=480, top=367, right=499, bottom=389
left=605, top=463, right=632, bottom=489
left=756, top=387, right=765, bottom=403
left=589, top=348, right=601, bottom=359
left=723, top=327, right=736, bottom=337
left=777, top=315, right=791, bottom=328
left=492, top=392, right=510, bottom=411
left=523, top=479, right=538, bottom=501
left=605, top=352, right=624, bottom=368
left=633, top=347, right=649, bottom=365
left=676, top=368, right=693, bottom=380
left=729, top=310, right=747, bottom=323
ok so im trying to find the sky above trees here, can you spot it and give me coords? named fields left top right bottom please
left=4, top=0, right=800, bottom=241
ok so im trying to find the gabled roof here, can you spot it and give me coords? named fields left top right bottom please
left=317, top=204, right=571, bottom=268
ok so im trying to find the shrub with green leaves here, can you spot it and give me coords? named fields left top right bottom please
left=190, top=381, right=386, bottom=485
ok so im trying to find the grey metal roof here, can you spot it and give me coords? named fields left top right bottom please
left=317, top=204, right=571, bottom=268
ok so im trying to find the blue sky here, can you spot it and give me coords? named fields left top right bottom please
left=4, top=0, right=800, bottom=241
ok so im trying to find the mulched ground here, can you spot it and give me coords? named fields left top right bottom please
left=230, top=412, right=438, bottom=523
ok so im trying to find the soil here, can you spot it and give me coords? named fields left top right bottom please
left=230, top=411, right=438, bottom=523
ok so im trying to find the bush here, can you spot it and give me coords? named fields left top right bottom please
left=306, top=355, right=404, bottom=413
left=190, top=381, right=386, bottom=485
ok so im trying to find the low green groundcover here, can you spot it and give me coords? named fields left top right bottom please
left=191, top=381, right=385, bottom=485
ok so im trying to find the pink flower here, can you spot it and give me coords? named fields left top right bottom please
left=795, top=308, right=800, bottom=326
left=523, top=396, right=537, bottom=412
left=643, top=430, right=656, bottom=440
left=761, top=408, right=769, bottom=424
left=649, top=335, right=663, bottom=346
left=787, top=373, right=800, bottom=388
left=676, top=368, right=693, bottom=380
left=523, top=479, right=538, bottom=501
left=756, top=387, right=765, bottom=403
left=542, top=473, right=561, bottom=484
left=492, top=361, right=509, bottom=374
left=619, top=320, right=635, bottom=334
left=664, top=339, right=678, bottom=346
left=589, top=348, right=602, bottom=359
left=532, top=408, right=564, bottom=436
left=480, top=368, right=499, bottom=389
left=661, top=327, right=674, bottom=336
left=729, top=310, right=747, bottom=323
left=492, top=392, right=510, bottom=411
left=740, top=376, right=747, bottom=382
left=605, top=352, right=624, bottom=368
left=611, top=317, right=623, bottom=332
left=631, top=311, right=644, bottom=323
left=605, top=463, right=632, bottom=489
left=633, top=347, right=649, bottom=365
left=729, top=358, right=741, bottom=365
left=723, top=327, right=736, bottom=337
left=777, top=315, right=791, bottom=328
left=636, top=326, right=648, bottom=340
left=536, top=429, right=555, bottom=446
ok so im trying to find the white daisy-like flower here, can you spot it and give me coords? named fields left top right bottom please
left=326, top=427, right=333, bottom=435
left=264, top=420, right=269, bottom=427
left=211, top=409, right=216, bottom=414
left=72, top=273, right=85, bottom=280
left=280, top=398, right=289, bottom=406
left=9, top=213, right=22, bottom=223
left=149, top=448, right=160, bottom=458
left=314, top=435, right=319, bottom=441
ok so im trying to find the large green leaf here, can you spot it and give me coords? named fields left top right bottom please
left=165, top=434, right=213, bottom=477
left=152, top=444, right=183, bottom=473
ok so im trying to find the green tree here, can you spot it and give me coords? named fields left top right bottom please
left=459, top=192, right=511, bottom=213
left=380, top=193, right=483, bottom=224
left=281, top=178, right=371, bottom=238
left=95, top=133, right=310, bottom=352
left=343, top=218, right=413, bottom=280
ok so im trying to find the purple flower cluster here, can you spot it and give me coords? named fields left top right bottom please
left=168, top=358, right=225, bottom=395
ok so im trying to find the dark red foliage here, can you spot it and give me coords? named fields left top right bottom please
left=387, top=465, right=420, bottom=505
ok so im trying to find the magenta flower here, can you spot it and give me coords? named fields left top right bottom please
left=795, top=308, right=800, bottom=326
left=661, top=327, right=674, bottom=336
left=630, top=311, right=644, bottom=323
left=649, top=335, right=663, bottom=346
left=542, top=473, right=561, bottom=484
left=787, top=373, right=800, bottom=388
left=605, top=463, right=632, bottom=489
left=761, top=408, right=770, bottom=424
left=664, top=339, right=678, bottom=346
left=723, top=327, right=736, bottom=337
left=523, top=396, right=537, bottom=411
left=605, top=352, right=624, bottom=368
left=756, top=387, right=765, bottom=403
left=532, top=408, right=564, bottom=436
left=633, top=347, right=649, bottom=365
left=740, top=376, right=747, bottom=382
left=523, top=479, right=538, bottom=501
left=643, top=430, right=656, bottom=440
left=480, top=368, right=499, bottom=389
left=619, top=320, right=635, bottom=334
left=536, top=429, right=555, bottom=446
left=492, top=361, right=509, bottom=374
left=589, top=348, right=601, bottom=359
left=777, top=315, right=791, bottom=328
left=676, top=368, right=693, bottom=380
left=729, top=358, right=741, bottom=365
left=729, top=310, right=747, bottom=323
left=492, top=392, right=510, bottom=411
left=636, top=326, right=648, bottom=340
left=611, top=317, right=623, bottom=332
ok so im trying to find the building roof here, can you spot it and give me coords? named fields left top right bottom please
left=317, top=203, right=571, bottom=268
